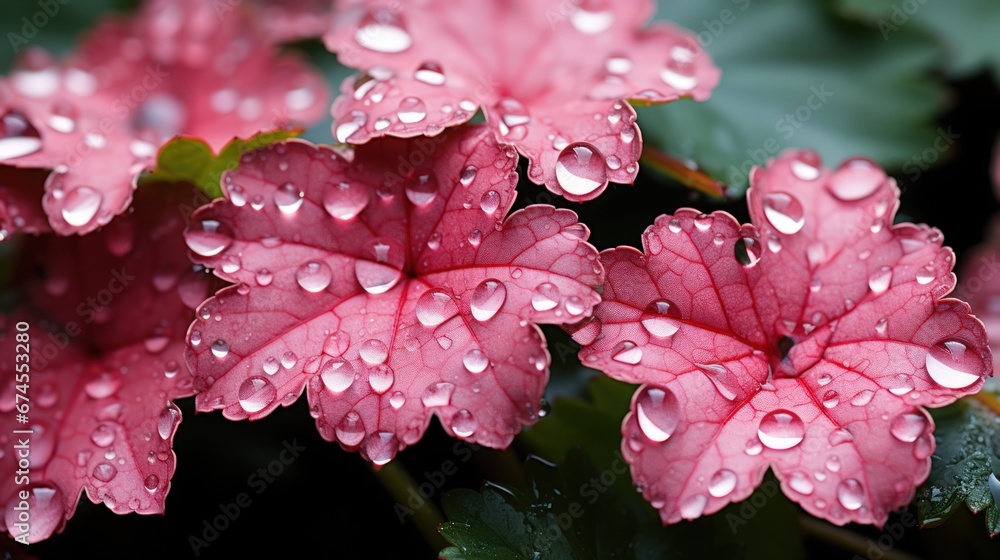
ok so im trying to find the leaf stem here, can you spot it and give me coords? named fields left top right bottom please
left=639, top=146, right=727, bottom=198
left=371, top=460, right=449, bottom=552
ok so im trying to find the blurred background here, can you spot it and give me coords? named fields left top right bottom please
left=2, top=0, right=1000, bottom=558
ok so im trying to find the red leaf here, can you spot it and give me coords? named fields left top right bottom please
left=578, top=150, right=992, bottom=527
left=0, top=0, right=328, bottom=236
left=184, top=125, right=603, bottom=463
left=324, top=0, right=719, bottom=201
left=0, top=184, right=201, bottom=543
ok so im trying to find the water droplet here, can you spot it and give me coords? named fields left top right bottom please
left=788, top=472, right=814, bottom=495
left=480, top=190, right=501, bottom=214
left=611, top=340, right=642, bottom=364
left=745, top=437, right=763, bottom=456
left=0, top=110, right=42, bottom=161
left=185, top=220, right=232, bottom=257
left=822, top=390, right=839, bottom=409
left=565, top=296, right=586, bottom=316
left=531, top=282, right=561, bottom=311
left=635, top=386, right=680, bottom=442
left=496, top=98, right=530, bottom=140
left=275, top=183, right=304, bottom=214
left=397, top=96, right=427, bottom=124
left=698, top=363, right=739, bottom=401
left=916, top=266, right=935, bottom=285
left=460, top=166, right=478, bottom=186
left=571, top=2, right=614, bottom=33
left=324, top=181, right=370, bottom=220
left=93, top=462, right=117, bottom=482
left=851, top=390, right=875, bottom=406
left=467, top=229, right=482, bottom=246
left=320, top=359, right=355, bottom=392
left=605, top=54, right=633, bottom=74
left=389, top=391, right=406, bottom=409
left=463, top=348, right=489, bottom=374
left=679, top=494, right=707, bottom=519
left=829, top=428, right=854, bottom=446
left=90, top=424, right=116, bottom=447
left=355, top=9, right=413, bottom=53
left=868, top=267, right=892, bottom=294
left=837, top=479, right=864, bottom=510
left=708, top=469, right=737, bottom=498
left=414, top=61, right=445, bottom=85
left=211, top=339, right=229, bottom=358
left=238, top=377, right=276, bottom=413
left=84, top=370, right=122, bottom=399
left=450, top=409, right=476, bottom=437
left=336, top=411, right=365, bottom=446
left=470, top=279, right=506, bottom=321
left=758, top=410, right=805, bottom=450
left=421, top=382, right=455, bottom=407
left=735, top=237, right=762, bottom=266
left=262, top=356, right=280, bottom=375
left=890, top=412, right=927, bottom=443
left=157, top=405, right=180, bottom=440
left=415, top=289, right=457, bottom=327
left=335, top=110, right=367, bottom=143
left=355, top=259, right=402, bottom=294
left=366, top=364, right=394, bottom=394
left=358, top=339, right=387, bottom=365
left=925, top=339, right=983, bottom=389
left=641, top=300, right=682, bottom=337
left=660, top=45, right=698, bottom=91
left=888, top=374, right=914, bottom=395
left=790, top=151, right=821, bottom=181
left=828, top=158, right=885, bottom=201
left=762, top=193, right=805, bottom=234
left=555, top=143, right=608, bottom=197
left=144, top=474, right=159, bottom=492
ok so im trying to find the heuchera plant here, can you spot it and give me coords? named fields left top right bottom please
left=183, top=125, right=602, bottom=463
left=0, top=184, right=207, bottom=542
left=0, top=0, right=327, bottom=237
left=324, top=0, right=719, bottom=201
left=574, top=150, right=992, bottom=526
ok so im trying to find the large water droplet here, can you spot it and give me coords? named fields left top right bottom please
left=368, top=364, right=394, bottom=393
left=404, top=170, right=437, bottom=206
left=735, top=237, right=762, bottom=266
left=355, top=260, right=402, bottom=294
left=59, top=186, right=103, bottom=227
left=612, top=341, right=642, bottom=364
left=571, top=2, right=614, bottom=33
left=360, top=339, right=389, bottom=365
left=698, top=363, right=739, bottom=401
left=463, top=348, right=489, bottom=374
left=635, top=386, right=680, bottom=442
left=415, top=289, right=457, bottom=327
left=365, top=432, right=397, bottom=465
left=397, top=97, right=427, bottom=124
left=762, top=193, right=805, bottom=234
left=211, top=339, right=229, bottom=358
left=90, top=423, right=116, bottom=447
left=925, top=339, right=983, bottom=389
left=850, top=390, right=875, bottom=407
left=421, top=382, right=455, bottom=407
left=335, top=110, right=367, bottom=143
left=836, top=479, right=864, bottom=510
left=157, top=404, right=180, bottom=440
left=641, top=299, right=682, bottom=338
left=295, top=261, right=332, bottom=293
left=788, top=472, right=814, bottom=495
left=555, top=143, right=608, bottom=197
left=868, top=267, right=892, bottom=295
left=324, top=181, right=369, bottom=220
left=471, top=279, right=506, bottom=322
left=185, top=220, right=232, bottom=257
left=679, top=494, right=707, bottom=520
left=460, top=166, right=478, bottom=186
left=238, top=377, right=276, bottom=413
left=320, top=359, right=355, bottom=392
left=708, top=469, right=737, bottom=498
left=275, top=183, right=304, bottom=214
left=355, top=9, right=413, bottom=53
left=660, top=45, right=698, bottom=91
left=889, top=412, right=927, bottom=443
left=480, top=190, right=500, bottom=214
left=0, top=110, right=42, bottom=161
left=531, top=282, right=561, bottom=311
left=758, top=410, right=805, bottom=450
left=414, top=61, right=445, bottom=85
left=828, top=158, right=885, bottom=201
left=84, top=370, right=122, bottom=399
left=93, top=462, right=117, bottom=482
left=496, top=98, right=530, bottom=140
left=336, top=411, right=365, bottom=446
left=451, top=409, right=476, bottom=437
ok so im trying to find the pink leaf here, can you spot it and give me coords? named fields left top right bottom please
left=324, top=0, right=719, bottom=201
left=0, top=0, right=328, bottom=236
left=185, top=125, right=603, bottom=463
left=579, top=150, right=991, bottom=527
left=0, top=184, right=201, bottom=543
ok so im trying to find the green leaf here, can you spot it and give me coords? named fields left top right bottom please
left=642, top=0, right=946, bottom=194
left=918, top=396, right=1000, bottom=536
left=520, top=376, right=635, bottom=494
left=835, top=0, right=1000, bottom=78
left=143, top=130, right=300, bottom=197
